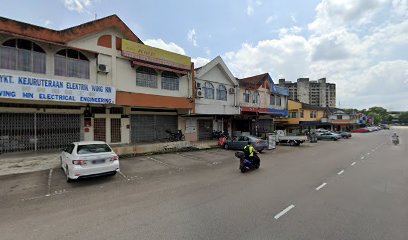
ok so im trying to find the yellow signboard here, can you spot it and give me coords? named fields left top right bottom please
left=122, top=39, right=191, bottom=70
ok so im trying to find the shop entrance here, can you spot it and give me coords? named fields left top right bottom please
left=0, top=113, right=80, bottom=153
left=198, top=119, right=213, bottom=140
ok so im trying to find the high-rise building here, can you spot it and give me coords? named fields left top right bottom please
left=278, top=78, right=336, bottom=107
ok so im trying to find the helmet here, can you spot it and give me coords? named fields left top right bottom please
left=248, top=141, right=252, bottom=145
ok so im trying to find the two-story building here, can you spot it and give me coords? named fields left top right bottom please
left=234, top=73, right=288, bottom=137
left=186, top=56, right=239, bottom=140
left=0, top=15, right=194, bottom=153
left=276, top=100, right=330, bottom=134
left=326, top=108, right=359, bottom=131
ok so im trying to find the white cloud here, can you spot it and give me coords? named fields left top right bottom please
left=205, top=48, right=211, bottom=56
left=308, top=0, right=389, bottom=33
left=265, top=15, right=277, bottom=24
left=44, top=20, right=52, bottom=27
left=290, top=14, right=297, bottom=23
left=192, top=57, right=211, bottom=68
left=278, top=26, right=302, bottom=37
left=63, top=0, right=94, bottom=13
left=247, top=0, right=261, bottom=16
left=392, top=0, right=408, bottom=16
left=187, top=28, right=198, bottom=47
left=144, top=39, right=186, bottom=55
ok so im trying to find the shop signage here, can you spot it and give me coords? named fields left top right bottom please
left=121, top=39, right=191, bottom=70
left=0, top=73, right=116, bottom=104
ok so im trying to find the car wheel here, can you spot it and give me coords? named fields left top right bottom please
left=60, top=157, right=64, bottom=171
left=240, top=167, right=246, bottom=173
left=332, top=138, right=338, bottom=141
left=66, top=166, right=73, bottom=183
left=224, top=144, right=229, bottom=150
left=289, top=141, right=296, bottom=146
left=258, top=149, right=263, bottom=153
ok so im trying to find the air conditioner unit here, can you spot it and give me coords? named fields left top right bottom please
left=196, top=89, right=204, bottom=98
left=196, top=82, right=202, bottom=89
left=97, top=64, right=109, bottom=73
left=228, top=88, right=235, bottom=94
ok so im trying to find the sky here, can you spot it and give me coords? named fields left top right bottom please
left=1, top=0, right=407, bottom=110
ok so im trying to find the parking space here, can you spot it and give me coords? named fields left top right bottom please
left=119, top=156, right=174, bottom=179
left=0, top=170, right=49, bottom=201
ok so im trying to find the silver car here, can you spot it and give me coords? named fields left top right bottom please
left=224, top=135, right=268, bottom=152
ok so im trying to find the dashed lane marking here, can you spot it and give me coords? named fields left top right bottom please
left=315, top=182, right=327, bottom=191
left=361, top=156, right=365, bottom=160
left=337, top=170, right=345, bottom=175
left=274, top=205, right=295, bottom=220
left=351, top=162, right=356, bottom=166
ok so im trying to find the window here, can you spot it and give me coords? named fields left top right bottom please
left=136, top=66, right=158, bottom=88
left=216, top=84, right=227, bottom=101
left=243, top=89, right=250, bottom=103
left=0, top=39, right=46, bottom=73
left=337, top=115, right=343, bottom=120
left=289, top=111, right=298, bottom=118
left=253, top=91, right=260, bottom=104
left=65, top=144, right=75, bottom=154
left=300, top=110, right=304, bottom=118
left=310, top=111, right=317, bottom=118
left=77, top=144, right=112, bottom=154
left=276, top=96, right=282, bottom=106
left=270, top=94, right=276, bottom=105
left=161, top=71, right=179, bottom=90
left=55, top=49, right=89, bottom=79
left=203, top=82, right=214, bottom=99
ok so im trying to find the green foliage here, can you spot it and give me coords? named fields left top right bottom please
left=399, top=112, right=408, bottom=123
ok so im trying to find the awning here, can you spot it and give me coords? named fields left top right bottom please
left=299, top=121, right=331, bottom=126
left=131, top=60, right=190, bottom=75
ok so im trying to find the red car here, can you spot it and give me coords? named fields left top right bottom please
left=352, top=128, right=369, bottom=133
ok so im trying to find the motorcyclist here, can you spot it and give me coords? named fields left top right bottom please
left=391, top=132, right=399, bottom=144
left=244, top=141, right=260, bottom=166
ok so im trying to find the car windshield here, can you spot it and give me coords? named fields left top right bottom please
left=77, top=144, right=112, bottom=154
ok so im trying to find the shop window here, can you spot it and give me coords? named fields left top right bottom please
left=55, top=49, right=89, bottom=79
left=216, top=84, right=227, bottom=101
left=300, top=110, right=304, bottom=118
left=161, top=71, right=179, bottom=91
left=203, top=82, right=214, bottom=99
left=270, top=94, right=275, bottom=105
left=337, top=115, right=343, bottom=120
left=310, top=111, right=317, bottom=118
left=0, top=39, right=46, bottom=73
left=243, top=89, right=250, bottom=103
left=136, top=66, right=158, bottom=88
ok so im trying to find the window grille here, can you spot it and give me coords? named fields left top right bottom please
left=276, top=96, right=282, bottom=106
left=243, top=90, right=250, bottom=103
left=136, top=66, right=158, bottom=88
left=110, top=118, right=121, bottom=143
left=203, top=82, right=214, bottom=99
left=216, top=84, right=227, bottom=101
left=0, top=39, right=46, bottom=74
left=270, top=94, right=276, bottom=105
left=161, top=71, right=179, bottom=90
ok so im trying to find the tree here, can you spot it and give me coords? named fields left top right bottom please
left=399, top=112, right=408, bottom=124
left=367, top=106, right=390, bottom=124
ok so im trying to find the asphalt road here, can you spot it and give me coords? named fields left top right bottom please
left=0, top=127, right=406, bottom=240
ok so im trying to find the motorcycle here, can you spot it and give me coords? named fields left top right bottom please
left=235, top=151, right=260, bottom=173
left=165, top=129, right=185, bottom=141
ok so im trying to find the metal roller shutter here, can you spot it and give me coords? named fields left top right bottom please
left=198, top=119, right=213, bottom=140
left=130, top=115, right=177, bottom=143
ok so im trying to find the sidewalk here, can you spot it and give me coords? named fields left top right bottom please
left=0, top=140, right=219, bottom=176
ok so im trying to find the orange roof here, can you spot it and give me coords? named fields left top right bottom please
left=238, top=73, right=270, bottom=89
left=0, top=15, right=141, bottom=45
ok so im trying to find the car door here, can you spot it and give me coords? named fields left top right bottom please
left=237, top=136, right=249, bottom=150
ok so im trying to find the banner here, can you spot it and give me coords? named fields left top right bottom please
left=0, top=73, right=116, bottom=104
left=122, top=39, right=191, bottom=70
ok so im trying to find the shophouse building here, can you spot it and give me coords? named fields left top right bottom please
left=235, top=73, right=288, bottom=137
left=0, top=15, right=194, bottom=153
left=187, top=56, right=239, bottom=140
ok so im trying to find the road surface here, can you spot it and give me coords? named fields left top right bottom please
left=0, top=127, right=407, bottom=240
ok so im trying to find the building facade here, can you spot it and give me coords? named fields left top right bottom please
left=275, top=100, right=330, bottom=134
left=278, top=78, right=336, bottom=108
left=187, top=56, right=239, bottom=140
left=234, top=73, right=288, bottom=137
left=0, top=15, right=195, bottom=153
left=326, top=108, right=359, bottom=131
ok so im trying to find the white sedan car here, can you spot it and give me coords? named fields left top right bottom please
left=60, top=141, right=120, bottom=182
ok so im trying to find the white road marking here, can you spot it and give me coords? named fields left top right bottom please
left=315, top=182, right=327, bottom=191
left=351, top=162, right=356, bottom=166
left=337, top=170, right=345, bottom=175
left=46, top=168, right=53, bottom=197
left=367, top=152, right=370, bottom=155
left=274, top=205, right=295, bottom=220
left=361, top=156, right=365, bottom=160
left=118, top=171, right=129, bottom=181
left=147, top=156, right=171, bottom=167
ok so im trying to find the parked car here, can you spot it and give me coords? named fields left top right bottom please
left=224, top=135, right=268, bottom=152
left=60, top=141, right=120, bottom=182
left=335, top=131, right=352, bottom=139
left=316, top=132, right=342, bottom=141
left=316, top=128, right=330, bottom=133
left=352, top=128, right=369, bottom=133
